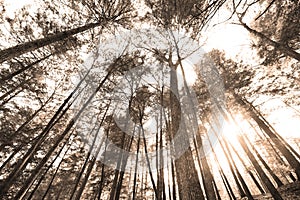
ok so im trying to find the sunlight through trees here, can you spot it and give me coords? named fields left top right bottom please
left=0, top=0, right=300, bottom=199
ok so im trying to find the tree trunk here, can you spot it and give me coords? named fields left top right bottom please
left=228, top=141, right=266, bottom=194
left=223, top=139, right=254, bottom=200
left=0, top=65, right=112, bottom=198
left=169, top=64, right=204, bottom=200
left=240, top=21, right=300, bottom=61
left=244, top=134, right=284, bottom=187
left=132, top=129, right=141, bottom=200
left=114, top=133, right=135, bottom=199
left=0, top=22, right=102, bottom=63
left=141, top=125, right=159, bottom=198
left=41, top=141, right=72, bottom=200
left=207, top=132, right=236, bottom=200
left=0, top=54, right=52, bottom=83
left=0, top=67, right=91, bottom=196
left=0, top=78, right=31, bottom=102
left=96, top=127, right=111, bottom=200
left=207, top=115, right=246, bottom=199
left=238, top=135, right=283, bottom=200
left=218, top=134, right=246, bottom=198
left=109, top=110, right=132, bottom=200
left=234, top=94, right=300, bottom=179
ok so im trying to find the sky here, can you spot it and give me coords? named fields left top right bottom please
left=1, top=1, right=300, bottom=196
left=2, top=0, right=252, bottom=59
left=3, top=0, right=35, bottom=17
left=2, top=0, right=300, bottom=145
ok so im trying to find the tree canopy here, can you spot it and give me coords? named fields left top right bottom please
left=0, top=0, right=300, bottom=199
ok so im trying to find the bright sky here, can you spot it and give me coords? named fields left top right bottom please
left=2, top=2, right=300, bottom=197
left=3, top=0, right=35, bottom=17
left=255, top=96, right=300, bottom=139
left=3, top=0, right=299, bottom=146
left=203, top=23, right=255, bottom=60
left=2, top=0, right=254, bottom=61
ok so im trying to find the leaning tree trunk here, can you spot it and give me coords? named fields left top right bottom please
left=234, top=94, right=300, bottom=179
left=179, top=62, right=216, bottom=200
left=228, top=110, right=284, bottom=188
left=114, top=134, right=135, bottom=199
left=222, top=138, right=254, bottom=200
left=0, top=64, right=113, bottom=198
left=228, top=141, right=266, bottom=194
left=169, top=63, right=204, bottom=200
left=71, top=107, right=107, bottom=200
left=132, top=128, right=142, bottom=200
left=207, top=131, right=237, bottom=200
left=238, top=134, right=284, bottom=200
left=0, top=92, right=53, bottom=167
left=0, top=54, right=52, bottom=83
left=239, top=20, right=300, bottom=61
left=0, top=66, right=92, bottom=196
left=207, top=114, right=246, bottom=199
left=0, top=22, right=104, bottom=63
left=0, top=77, right=31, bottom=102
left=244, top=133, right=284, bottom=187
left=249, top=122, right=296, bottom=182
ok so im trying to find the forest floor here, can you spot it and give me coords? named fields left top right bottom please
left=252, top=181, right=300, bottom=199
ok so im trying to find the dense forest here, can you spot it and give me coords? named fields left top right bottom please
left=0, top=0, right=300, bottom=199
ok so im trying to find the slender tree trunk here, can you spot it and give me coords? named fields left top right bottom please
left=0, top=145, right=23, bottom=172
left=228, top=141, right=266, bottom=194
left=156, top=112, right=165, bottom=200
left=40, top=140, right=73, bottom=200
left=171, top=160, right=176, bottom=200
left=2, top=55, right=119, bottom=197
left=239, top=20, right=300, bottom=61
left=227, top=111, right=283, bottom=189
left=221, top=172, right=236, bottom=200
left=249, top=171, right=265, bottom=194
left=156, top=117, right=161, bottom=199
left=109, top=116, right=131, bottom=200
left=209, top=138, right=236, bottom=199
left=234, top=94, right=300, bottom=179
left=28, top=130, right=73, bottom=199
left=238, top=135, right=283, bottom=200
left=70, top=108, right=106, bottom=199
left=114, top=133, right=135, bottom=199
left=14, top=124, right=76, bottom=199
left=254, top=122, right=297, bottom=183
left=160, top=132, right=167, bottom=200
left=1, top=65, right=113, bottom=198
left=256, top=105, right=300, bottom=160
left=244, top=134, right=284, bottom=187
left=140, top=115, right=159, bottom=198
left=218, top=135, right=246, bottom=198
left=212, top=179, right=222, bottom=200
left=69, top=147, right=95, bottom=198
left=0, top=68, right=90, bottom=196
left=0, top=22, right=103, bottom=63
left=0, top=78, right=30, bottom=102
left=0, top=95, right=75, bottom=197
left=169, top=62, right=204, bottom=200
left=0, top=54, right=52, bottom=83
left=207, top=115, right=246, bottom=199
left=96, top=126, right=111, bottom=200
left=163, top=107, right=176, bottom=200
left=133, top=129, right=141, bottom=200
left=0, top=87, right=24, bottom=107
left=219, top=108, right=281, bottom=199
left=223, top=139, right=254, bottom=200
left=16, top=91, right=54, bottom=134
left=75, top=103, right=110, bottom=200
